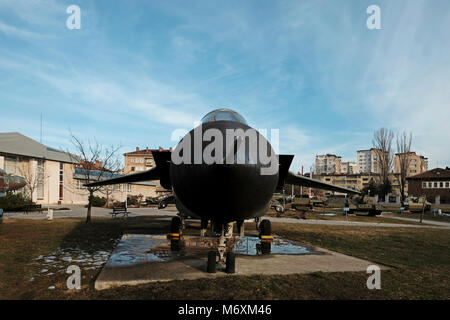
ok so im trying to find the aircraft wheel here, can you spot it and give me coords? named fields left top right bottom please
left=261, top=241, right=271, bottom=255
left=368, top=209, right=377, bottom=217
left=225, top=252, right=235, bottom=274
left=275, top=205, right=284, bottom=214
left=171, top=239, right=180, bottom=251
left=259, top=219, right=271, bottom=236
left=207, top=251, right=216, bottom=273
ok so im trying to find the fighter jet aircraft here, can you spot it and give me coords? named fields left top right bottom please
left=86, top=108, right=359, bottom=273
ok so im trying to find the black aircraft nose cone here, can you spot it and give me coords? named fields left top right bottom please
left=170, top=121, right=279, bottom=222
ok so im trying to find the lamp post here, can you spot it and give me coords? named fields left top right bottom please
left=125, top=183, right=128, bottom=212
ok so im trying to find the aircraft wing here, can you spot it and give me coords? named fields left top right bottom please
left=285, top=171, right=360, bottom=195
left=84, top=150, right=172, bottom=189
left=84, top=166, right=161, bottom=187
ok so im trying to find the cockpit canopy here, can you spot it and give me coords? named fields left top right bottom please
left=201, top=108, right=247, bottom=125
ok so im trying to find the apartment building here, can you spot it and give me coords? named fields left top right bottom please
left=394, top=152, right=428, bottom=177
left=123, top=146, right=172, bottom=174
left=315, top=172, right=401, bottom=196
left=340, top=161, right=358, bottom=174
left=315, top=154, right=342, bottom=175
left=357, top=148, right=381, bottom=174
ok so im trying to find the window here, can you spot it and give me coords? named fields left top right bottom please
left=36, top=160, right=44, bottom=199
left=446, top=182, right=449, bottom=188
left=59, top=163, right=63, bottom=200
left=434, top=182, right=438, bottom=188
left=4, top=157, right=18, bottom=174
left=440, top=182, right=444, bottom=188
left=422, top=182, right=427, bottom=188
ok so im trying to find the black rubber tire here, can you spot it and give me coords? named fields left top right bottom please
left=201, top=218, right=208, bottom=230
left=207, top=251, right=216, bottom=273
left=261, top=242, right=271, bottom=254
left=170, top=239, right=180, bottom=251
left=260, top=219, right=271, bottom=236
left=171, top=216, right=182, bottom=233
left=225, top=252, right=236, bottom=274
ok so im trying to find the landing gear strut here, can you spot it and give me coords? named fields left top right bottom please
left=168, top=216, right=184, bottom=251
left=206, top=222, right=236, bottom=274
left=257, top=219, right=273, bottom=255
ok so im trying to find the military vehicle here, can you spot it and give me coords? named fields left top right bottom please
left=404, top=196, right=431, bottom=213
left=269, top=193, right=295, bottom=213
left=347, top=195, right=383, bottom=216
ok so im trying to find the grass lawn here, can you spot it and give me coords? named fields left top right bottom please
left=0, top=216, right=449, bottom=300
left=382, top=211, right=450, bottom=223
left=265, top=208, right=429, bottom=225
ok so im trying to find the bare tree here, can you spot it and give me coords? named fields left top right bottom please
left=372, top=128, right=394, bottom=183
left=396, top=131, right=412, bottom=203
left=19, top=162, right=39, bottom=202
left=69, top=133, right=121, bottom=223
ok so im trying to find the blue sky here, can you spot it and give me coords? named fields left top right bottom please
left=0, top=0, right=449, bottom=172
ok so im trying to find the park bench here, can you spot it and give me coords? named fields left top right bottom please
left=22, top=204, right=42, bottom=214
left=110, top=204, right=129, bottom=218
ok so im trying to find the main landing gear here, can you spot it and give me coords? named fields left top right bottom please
left=167, top=216, right=185, bottom=251
left=167, top=216, right=274, bottom=274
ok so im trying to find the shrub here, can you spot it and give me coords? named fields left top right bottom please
left=91, top=196, right=107, bottom=207
left=0, top=192, right=34, bottom=211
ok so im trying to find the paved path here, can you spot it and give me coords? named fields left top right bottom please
left=2, top=205, right=177, bottom=220
left=263, top=217, right=450, bottom=229
left=3, top=205, right=449, bottom=229
left=379, top=214, right=450, bottom=228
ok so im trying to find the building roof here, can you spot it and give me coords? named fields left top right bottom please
left=407, top=168, right=450, bottom=180
left=124, top=147, right=172, bottom=156
left=0, top=132, right=77, bottom=164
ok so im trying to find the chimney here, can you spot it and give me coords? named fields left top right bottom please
left=169, top=147, right=173, bottom=152
left=136, top=147, right=139, bottom=151
left=159, top=146, right=163, bottom=151
left=146, top=147, right=149, bottom=151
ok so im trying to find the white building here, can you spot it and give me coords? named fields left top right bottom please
left=340, top=161, right=358, bottom=174
left=0, top=132, right=159, bottom=205
left=357, top=149, right=381, bottom=174
left=315, top=154, right=342, bottom=175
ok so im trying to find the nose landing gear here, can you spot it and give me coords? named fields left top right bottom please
left=206, top=222, right=236, bottom=274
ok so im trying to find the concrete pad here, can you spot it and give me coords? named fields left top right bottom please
left=95, top=234, right=388, bottom=290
